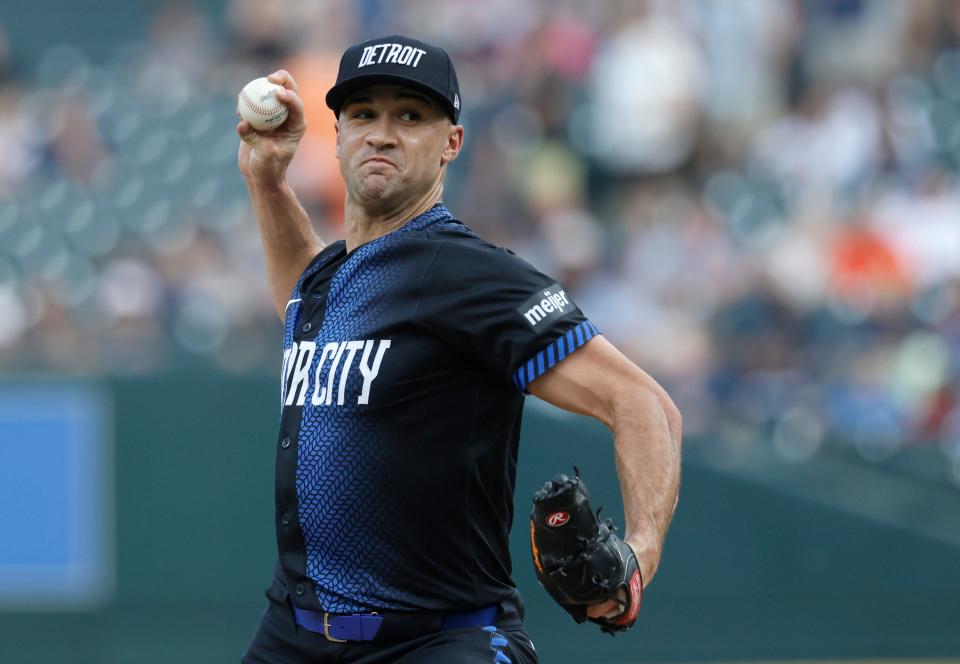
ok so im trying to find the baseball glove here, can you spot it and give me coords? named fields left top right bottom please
left=530, top=468, right=642, bottom=635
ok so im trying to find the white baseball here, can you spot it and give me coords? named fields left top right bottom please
left=237, top=77, right=289, bottom=131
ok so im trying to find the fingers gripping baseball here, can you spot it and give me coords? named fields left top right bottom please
left=236, top=70, right=307, bottom=185
left=267, top=69, right=300, bottom=94
left=267, top=70, right=306, bottom=130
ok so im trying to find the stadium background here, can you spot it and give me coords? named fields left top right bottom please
left=1, top=0, right=959, bottom=662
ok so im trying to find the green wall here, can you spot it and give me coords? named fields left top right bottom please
left=1, top=371, right=958, bottom=663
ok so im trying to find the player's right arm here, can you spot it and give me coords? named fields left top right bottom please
left=237, top=70, right=324, bottom=320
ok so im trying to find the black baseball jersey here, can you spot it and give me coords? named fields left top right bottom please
left=270, top=204, right=600, bottom=619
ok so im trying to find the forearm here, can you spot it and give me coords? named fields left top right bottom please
left=526, top=336, right=683, bottom=586
left=235, top=70, right=322, bottom=319
left=611, top=384, right=682, bottom=586
left=245, top=178, right=324, bottom=319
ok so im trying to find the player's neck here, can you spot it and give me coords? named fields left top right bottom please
left=344, top=181, right=444, bottom=252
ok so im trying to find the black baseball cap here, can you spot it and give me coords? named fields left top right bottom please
left=325, top=34, right=461, bottom=123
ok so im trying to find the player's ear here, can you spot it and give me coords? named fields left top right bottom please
left=440, top=124, right=463, bottom=165
left=334, top=121, right=341, bottom=158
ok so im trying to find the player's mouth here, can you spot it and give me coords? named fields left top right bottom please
left=362, top=156, right=396, bottom=168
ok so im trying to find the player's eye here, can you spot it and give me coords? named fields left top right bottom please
left=352, top=109, right=374, bottom=119
left=399, top=111, right=421, bottom=122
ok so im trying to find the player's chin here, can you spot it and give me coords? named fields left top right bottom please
left=355, top=176, right=401, bottom=203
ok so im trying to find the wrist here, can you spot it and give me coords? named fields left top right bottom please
left=245, top=174, right=291, bottom=197
left=624, top=536, right=659, bottom=587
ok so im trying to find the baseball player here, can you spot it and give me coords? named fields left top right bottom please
left=236, top=35, right=682, bottom=663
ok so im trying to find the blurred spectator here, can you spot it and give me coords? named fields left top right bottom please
left=1, top=0, right=960, bottom=485
left=584, top=2, right=703, bottom=174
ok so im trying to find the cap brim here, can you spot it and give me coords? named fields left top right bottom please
left=325, top=74, right=457, bottom=122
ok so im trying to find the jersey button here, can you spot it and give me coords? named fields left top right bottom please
left=281, top=512, right=291, bottom=525
left=295, top=584, right=305, bottom=596
left=301, top=322, right=312, bottom=333
left=280, top=437, right=290, bottom=449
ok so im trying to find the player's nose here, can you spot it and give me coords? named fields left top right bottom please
left=364, top=115, right=399, bottom=149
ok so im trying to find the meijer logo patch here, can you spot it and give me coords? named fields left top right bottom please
left=518, top=284, right=574, bottom=329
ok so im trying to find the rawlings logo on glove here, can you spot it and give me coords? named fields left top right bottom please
left=530, top=468, right=642, bottom=635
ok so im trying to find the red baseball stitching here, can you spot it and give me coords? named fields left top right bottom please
left=240, top=89, right=271, bottom=115
left=240, top=88, right=287, bottom=126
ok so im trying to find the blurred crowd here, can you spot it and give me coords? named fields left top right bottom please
left=1, top=0, right=959, bottom=483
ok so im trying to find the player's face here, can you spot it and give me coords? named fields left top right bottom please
left=336, top=85, right=462, bottom=211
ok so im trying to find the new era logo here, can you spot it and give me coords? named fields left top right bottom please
left=453, top=94, right=460, bottom=110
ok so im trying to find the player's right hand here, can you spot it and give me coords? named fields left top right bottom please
left=237, top=70, right=307, bottom=186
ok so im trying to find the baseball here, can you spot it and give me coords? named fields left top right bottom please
left=237, top=77, right=289, bottom=131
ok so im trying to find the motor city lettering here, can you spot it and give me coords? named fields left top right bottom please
left=358, top=43, right=426, bottom=68
left=281, top=339, right=391, bottom=407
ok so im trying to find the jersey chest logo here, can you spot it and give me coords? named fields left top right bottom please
left=280, top=338, right=392, bottom=407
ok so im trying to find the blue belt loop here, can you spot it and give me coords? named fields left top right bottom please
left=440, top=605, right=498, bottom=630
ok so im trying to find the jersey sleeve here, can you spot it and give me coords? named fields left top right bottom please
left=416, top=239, right=601, bottom=392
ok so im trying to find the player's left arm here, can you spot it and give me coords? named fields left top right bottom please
left=527, top=334, right=682, bottom=616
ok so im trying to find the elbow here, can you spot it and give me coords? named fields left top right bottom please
left=617, top=380, right=683, bottom=446
left=650, top=395, right=682, bottom=449
left=667, top=401, right=683, bottom=447
left=656, top=387, right=683, bottom=448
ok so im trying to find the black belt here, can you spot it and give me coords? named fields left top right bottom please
left=293, top=605, right=498, bottom=642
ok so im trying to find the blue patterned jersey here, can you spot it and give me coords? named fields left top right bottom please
left=270, top=204, right=599, bottom=615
